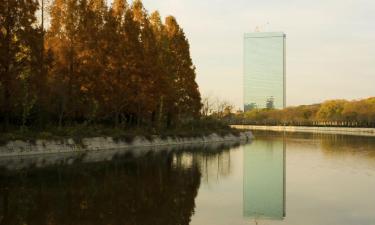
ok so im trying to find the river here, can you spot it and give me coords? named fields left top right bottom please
left=1, top=131, right=375, bottom=225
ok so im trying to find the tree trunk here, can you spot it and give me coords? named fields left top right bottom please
left=158, top=95, right=164, bottom=130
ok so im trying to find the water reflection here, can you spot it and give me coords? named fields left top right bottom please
left=243, top=139, right=286, bottom=221
left=176, top=149, right=232, bottom=185
left=2, top=132, right=375, bottom=225
left=0, top=143, right=237, bottom=225
left=320, top=135, right=375, bottom=157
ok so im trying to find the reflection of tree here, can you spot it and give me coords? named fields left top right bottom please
left=174, top=144, right=237, bottom=184
left=197, top=150, right=231, bottom=183
left=0, top=142, right=241, bottom=225
left=252, top=131, right=375, bottom=160
left=0, top=152, right=201, bottom=225
left=320, top=134, right=375, bottom=159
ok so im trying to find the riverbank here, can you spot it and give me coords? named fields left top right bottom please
left=0, top=131, right=253, bottom=158
left=0, top=135, right=250, bottom=171
left=231, top=125, right=375, bottom=137
left=0, top=119, right=241, bottom=143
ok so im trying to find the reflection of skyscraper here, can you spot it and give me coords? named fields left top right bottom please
left=244, top=32, right=286, bottom=111
left=243, top=139, right=286, bottom=220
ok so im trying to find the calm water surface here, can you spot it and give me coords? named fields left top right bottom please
left=1, top=131, right=375, bottom=225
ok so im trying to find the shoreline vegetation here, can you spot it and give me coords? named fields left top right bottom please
left=227, top=97, right=375, bottom=128
left=0, top=118, right=241, bottom=145
left=0, top=0, right=204, bottom=136
left=0, top=0, right=242, bottom=144
left=2, top=0, right=374, bottom=145
left=231, top=125, right=375, bottom=137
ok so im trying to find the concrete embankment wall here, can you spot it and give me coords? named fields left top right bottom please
left=0, top=132, right=253, bottom=171
left=231, top=125, right=375, bottom=137
left=0, top=132, right=253, bottom=158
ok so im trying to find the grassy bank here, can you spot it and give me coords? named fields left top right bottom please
left=0, top=119, right=240, bottom=145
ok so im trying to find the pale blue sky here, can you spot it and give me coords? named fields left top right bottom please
left=120, top=0, right=375, bottom=108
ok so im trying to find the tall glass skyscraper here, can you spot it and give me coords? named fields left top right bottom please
left=244, top=32, right=286, bottom=111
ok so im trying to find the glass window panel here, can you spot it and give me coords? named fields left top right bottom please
left=244, top=32, right=286, bottom=110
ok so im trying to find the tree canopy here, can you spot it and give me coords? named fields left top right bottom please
left=233, top=97, right=375, bottom=127
left=0, top=0, right=202, bottom=130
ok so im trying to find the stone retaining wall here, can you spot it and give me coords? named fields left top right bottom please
left=0, top=132, right=253, bottom=171
left=0, top=132, right=253, bottom=158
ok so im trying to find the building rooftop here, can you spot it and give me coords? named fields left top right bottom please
left=244, top=32, right=286, bottom=38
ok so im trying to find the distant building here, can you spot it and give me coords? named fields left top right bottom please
left=235, top=109, right=244, bottom=115
left=244, top=32, right=286, bottom=111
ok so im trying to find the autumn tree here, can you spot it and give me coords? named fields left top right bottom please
left=46, top=0, right=81, bottom=125
left=149, top=11, right=171, bottom=128
left=98, top=0, right=131, bottom=125
left=164, top=16, right=201, bottom=126
left=342, top=98, right=375, bottom=126
left=0, top=0, right=41, bottom=128
left=2, top=0, right=203, bottom=130
left=316, top=100, right=347, bottom=123
left=237, top=97, right=375, bottom=127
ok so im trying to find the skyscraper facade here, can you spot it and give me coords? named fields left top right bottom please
left=244, top=32, right=286, bottom=111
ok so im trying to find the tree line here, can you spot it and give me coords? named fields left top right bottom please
left=0, top=0, right=201, bottom=130
left=231, top=97, right=375, bottom=127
